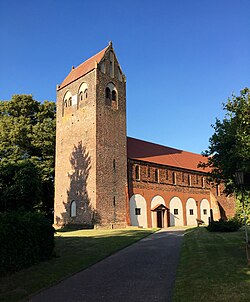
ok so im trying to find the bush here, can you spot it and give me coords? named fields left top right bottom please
left=0, top=211, right=55, bottom=276
left=207, top=218, right=242, bottom=232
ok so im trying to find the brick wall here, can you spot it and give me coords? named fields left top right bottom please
left=127, top=159, right=234, bottom=226
left=54, top=69, right=98, bottom=226
left=54, top=46, right=128, bottom=228
left=95, top=49, right=127, bottom=227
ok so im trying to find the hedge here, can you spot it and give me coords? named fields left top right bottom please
left=206, top=218, right=242, bottom=232
left=0, top=211, right=55, bottom=276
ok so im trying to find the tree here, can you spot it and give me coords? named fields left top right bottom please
left=201, top=88, right=250, bottom=195
left=0, top=95, right=56, bottom=216
left=0, top=160, right=41, bottom=212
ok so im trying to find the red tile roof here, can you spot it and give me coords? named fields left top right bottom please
left=58, top=45, right=109, bottom=89
left=127, top=137, right=209, bottom=173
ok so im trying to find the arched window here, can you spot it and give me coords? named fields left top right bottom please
left=135, top=165, right=140, bottom=181
left=62, top=91, right=73, bottom=116
left=105, top=83, right=118, bottom=109
left=70, top=200, right=76, bottom=217
left=78, top=82, right=88, bottom=109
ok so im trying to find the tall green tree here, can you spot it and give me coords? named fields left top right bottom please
left=0, top=95, right=56, bottom=216
left=201, top=88, right=250, bottom=194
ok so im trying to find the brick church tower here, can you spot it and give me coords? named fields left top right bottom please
left=54, top=42, right=127, bottom=228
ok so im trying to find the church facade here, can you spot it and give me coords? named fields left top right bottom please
left=54, top=43, right=235, bottom=228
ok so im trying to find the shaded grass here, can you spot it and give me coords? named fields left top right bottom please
left=173, top=227, right=250, bottom=302
left=0, top=228, right=157, bottom=302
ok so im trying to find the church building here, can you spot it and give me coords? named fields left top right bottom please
left=54, top=43, right=235, bottom=228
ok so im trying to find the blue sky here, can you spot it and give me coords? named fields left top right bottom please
left=1, top=0, right=249, bottom=154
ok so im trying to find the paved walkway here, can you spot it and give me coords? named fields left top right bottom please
left=29, top=228, right=185, bottom=302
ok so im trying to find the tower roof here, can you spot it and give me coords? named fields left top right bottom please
left=127, top=137, right=209, bottom=173
left=58, top=45, right=109, bottom=90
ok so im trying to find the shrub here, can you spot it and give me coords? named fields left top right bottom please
left=207, top=218, right=242, bottom=232
left=0, top=211, right=55, bottom=276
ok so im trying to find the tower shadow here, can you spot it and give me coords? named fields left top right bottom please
left=55, top=141, right=100, bottom=229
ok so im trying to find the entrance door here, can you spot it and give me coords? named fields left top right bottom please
left=157, top=211, right=163, bottom=228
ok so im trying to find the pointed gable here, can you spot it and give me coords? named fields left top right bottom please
left=58, top=45, right=109, bottom=90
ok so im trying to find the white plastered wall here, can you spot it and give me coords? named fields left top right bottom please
left=130, top=194, right=148, bottom=228
left=186, top=198, right=198, bottom=226
left=200, top=199, right=211, bottom=224
left=170, top=197, right=183, bottom=226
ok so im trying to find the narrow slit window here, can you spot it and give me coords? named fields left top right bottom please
left=147, top=166, right=150, bottom=177
left=68, top=97, right=72, bottom=107
left=105, top=87, right=111, bottom=99
left=135, top=165, right=140, bottom=181
left=112, top=90, right=117, bottom=101
left=79, top=91, right=83, bottom=101
left=172, top=172, right=176, bottom=185
left=84, top=89, right=88, bottom=100
left=202, top=177, right=205, bottom=188
left=155, top=169, right=159, bottom=182
left=216, top=184, right=220, bottom=196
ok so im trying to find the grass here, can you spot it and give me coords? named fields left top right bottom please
left=0, top=228, right=157, bottom=302
left=173, top=227, right=250, bottom=302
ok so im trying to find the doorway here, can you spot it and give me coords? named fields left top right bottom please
left=157, top=211, right=163, bottom=228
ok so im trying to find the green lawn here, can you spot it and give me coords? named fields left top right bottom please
left=0, top=228, right=156, bottom=302
left=173, top=227, right=250, bottom=302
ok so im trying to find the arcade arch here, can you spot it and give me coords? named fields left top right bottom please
left=129, top=194, right=147, bottom=228
left=169, top=197, right=183, bottom=226
left=200, top=199, right=210, bottom=224
left=186, top=198, right=197, bottom=226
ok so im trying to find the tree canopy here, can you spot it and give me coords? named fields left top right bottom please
left=201, top=88, right=250, bottom=195
left=0, top=95, right=56, bottom=216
